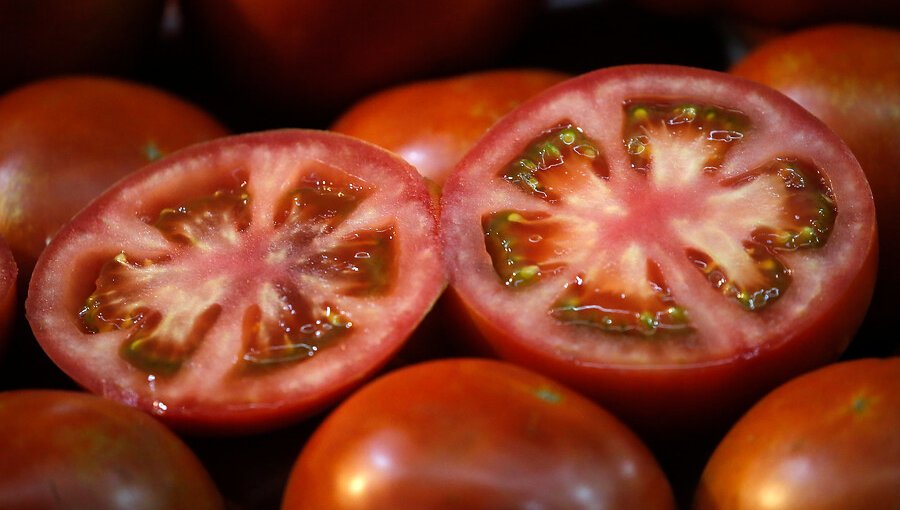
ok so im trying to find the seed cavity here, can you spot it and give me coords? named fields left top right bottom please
left=302, top=225, right=396, bottom=296
left=483, top=210, right=567, bottom=288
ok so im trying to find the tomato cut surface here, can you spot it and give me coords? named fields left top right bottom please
left=27, top=130, right=445, bottom=433
left=441, top=65, right=877, bottom=435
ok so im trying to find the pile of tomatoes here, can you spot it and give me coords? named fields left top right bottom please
left=0, top=1, right=898, bottom=509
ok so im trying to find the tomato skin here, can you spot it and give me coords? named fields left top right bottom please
left=693, top=357, right=900, bottom=509
left=179, top=0, right=539, bottom=120
left=331, top=69, right=571, bottom=186
left=282, top=358, right=676, bottom=510
left=440, top=64, right=878, bottom=438
left=0, top=76, right=229, bottom=282
left=0, top=389, right=224, bottom=510
left=730, top=24, right=900, bottom=353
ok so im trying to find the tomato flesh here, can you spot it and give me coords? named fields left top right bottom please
left=28, top=130, right=445, bottom=433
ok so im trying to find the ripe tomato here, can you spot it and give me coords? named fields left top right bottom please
left=730, top=24, right=900, bottom=354
left=26, top=129, right=445, bottom=434
left=0, top=389, right=223, bottom=510
left=331, top=69, right=571, bottom=187
left=282, top=358, right=676, bottom=509
left=440, top=64, right=877, bottom=436
left=0, top=236, right=15, bottom=355
left=0, top=76, right=229, bottom=281
left=0, top=0, right=165, bottom=90
left=178, top=0, right=540, bottom=120
left=694, top=357, right=900, bottom=509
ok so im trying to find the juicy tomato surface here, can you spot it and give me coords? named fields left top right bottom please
left=0, top=236, right=15, bottom=355
left=0, top=389, right=224, bottom=510
left=179, top=0, right=540, bottom=121
left=0, top=76, right=229, bottom=281
left=25, top=129, right=445, bottom=434
left=694, top=357, right=900, bottom=509
left=730, top=24, right=900, bottom=354
left=441, top=64, right=877, bottom=436
left=331, top=69, right=571, bottom=187
left=282, top=357, right=676, bottom=510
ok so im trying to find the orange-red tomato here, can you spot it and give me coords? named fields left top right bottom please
left=332, top=69, right=570, bottom=186
left=694, top=357, right=900, bottom=509
left=0, top=76, right=229, bottom=281
left=283, top=358, right=676, bottom=509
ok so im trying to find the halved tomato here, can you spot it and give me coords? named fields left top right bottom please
left=440, top=65, right=877, bottom=436
left=26, top=130, right=445, bottom=434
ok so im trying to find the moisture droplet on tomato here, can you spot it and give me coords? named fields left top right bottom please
left=441, top=65, right=877, bottom=436
left=27, top=130, right=445, bottom=434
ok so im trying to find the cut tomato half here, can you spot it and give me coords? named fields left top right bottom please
left=441, top=65, right=877, bottom=435
left=27, top=130, right=445, bottom=433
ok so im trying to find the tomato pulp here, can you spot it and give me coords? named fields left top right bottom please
left=27, top=130, right=445, bottom=434
left=441, top=65, right=877, bottom=436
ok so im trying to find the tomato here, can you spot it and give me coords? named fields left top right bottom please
left=440, top=64, right=877, bottom=437
left=0, top=389, right=223, bottom=510
left=282, top=358, right=676, bottom=509
left=0, top=0, right=165, bottom=90
left=331, top=69, right=571, bottom=187
left=0, top=76, right=229, bottom=282
left=0, top=236, right=15, bottom=356
left=26, top=129, right=445, bottom=434
left=694, top=357, right=900, bottom=509
left=178, top=0, right=540, bottom=121
left=730, top=24, right=900, bottom=355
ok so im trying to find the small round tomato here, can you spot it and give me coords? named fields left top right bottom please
left=26, top=129, right=445, bottom=434
left=0, top=389, right=224, bottom=510
left=179, top=0, right=540, bottom=120
left=440, top=64, right=877, bottom=437
left=694, top=357, right=900, bottom=509
left=331, top=69, right=570, bottom=187
left=730, top=24, right=900, bottom=354
left=0, top=76, right=229, bottom=282
left=282, top=358, right=676, bottom=509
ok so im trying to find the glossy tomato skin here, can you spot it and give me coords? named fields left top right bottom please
left=0, top=76, right=229, bottom=282
left=440, top=65, right=878, bottom=438
left=282, top=358, right=676, bottom=510
left=0, top=389, right=224, bottom=510
left=694, top=357, right=900, bottom=509
left=332, top=69, right=571, bottom=186
left=27, top=129, right=445, bottom=434
left=179, top=0, right=539, bottom=120
left=731, top=24, right=900, bottom=354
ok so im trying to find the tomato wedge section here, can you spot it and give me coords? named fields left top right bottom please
left=27, top=130, right=445, bottom=433
left=441, top=65, right=877, bottom=436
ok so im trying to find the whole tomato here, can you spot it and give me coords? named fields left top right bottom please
left=282, top=358, right=676, bottom=509
left=0, top=75, right=229, bottom=282
left=694, top=357, right=900, bottom=509
left=332, top=69, right=570, bottom=187
left=730, top=24, right=900, bottom=354
left=179, top=0, right=540, bottom=120
left=0, top=389, right=224, bottom=510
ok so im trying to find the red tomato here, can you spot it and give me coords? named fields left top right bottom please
left=282, top=358, right=676, bottom=509
left=0, top=236, right=15, bottom=355
left=0, top=76, right=229, bottom=282
left=440, top=64, right=877, bottom=437
left=331, top=69, right=571, bottom=187
left=26, top=130, right=445, bottom=434
left=0, top=0, right=166, bottom=90
left=179, top=0, right=540, bottom=119
left=730, top=24, right=900, bottom=354
left=694, top=357, right=900, bottom=509
left=0, top=389, right=223, bottom=510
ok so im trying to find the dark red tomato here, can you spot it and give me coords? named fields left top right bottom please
left=0, top=389, right=223, bottom=510
left=179, top=0, right=540, bottom=119
left=440, top=64, right=877, bottom=437
left=282, top=358, right=676, bottom=510
left=0, top=0, right=165, bottom=90
left=0, top=236, right=15, bottom=355
left=331, top=69, right=571, bottom=187
left=731, top=24, right=900, bottom=353
left=0, top=76, right=229, bottom=282
left=694, top=357, right=900, bottom=509
left=26, top=130, right=445, bottom=434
